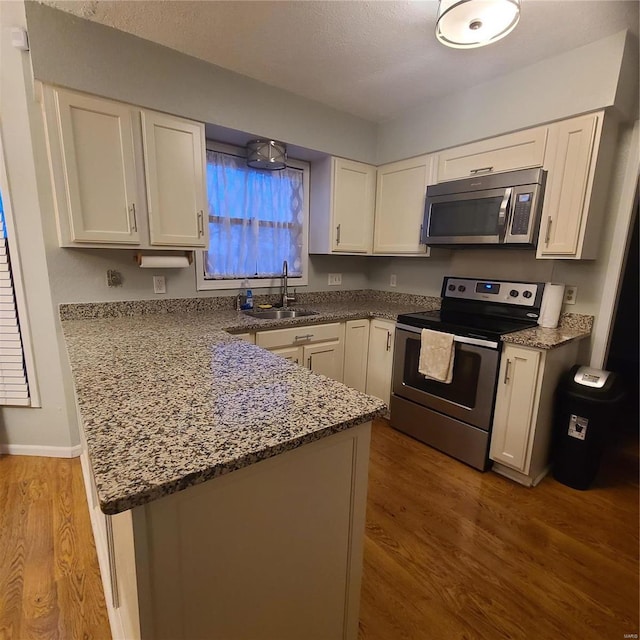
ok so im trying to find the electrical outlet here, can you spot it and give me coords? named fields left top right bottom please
left=328, top=273, right=342, bottom=286
left=153, top=275, right=166, bottom=294
left=564, top=285, right=577, bottom=305
left=106, top=269, right=123, bottom=287
left=390, top=274, right=397, bottom=287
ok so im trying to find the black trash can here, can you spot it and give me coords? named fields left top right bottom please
left=553, top=365, right=625, bottom=490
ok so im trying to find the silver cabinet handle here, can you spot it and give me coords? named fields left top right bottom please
left=197, top=210, right=204, bottom=237
left=336, top=224, right=341, bottom=245
left=307, top=356, right=312, bottom=369
left=294, top=334, right=314, bottom=341
left=503, top=359, right=512, bottom=384
left=544, top=216, right=553, bottom=245
left=386, top=331, right=392, bottom=351
left=419, top=224, right=424, bottom=244
left=470, top=166, right=494, bottom=174
left=128, top=203, right=137, bottom=232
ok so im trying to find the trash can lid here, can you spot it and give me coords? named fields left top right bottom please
left=573, top=366, right=611, bottom=389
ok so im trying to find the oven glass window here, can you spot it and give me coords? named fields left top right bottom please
left=402, top=338, right=480, bottom=408
left=429, top=196, right=504, bottom=237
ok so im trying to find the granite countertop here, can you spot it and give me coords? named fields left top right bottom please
left=62, top=295, right=432, bottom=515
left=62, top=292, right=592, bottom=515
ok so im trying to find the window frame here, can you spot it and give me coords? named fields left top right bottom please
left=195, top=141, right=310, bottom=291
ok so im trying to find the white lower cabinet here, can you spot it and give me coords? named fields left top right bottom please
left=343, top=319, right=370, bottom=392
left=365, top=319, right=396, bottom=407
left=256, top=323, right=345, bottom=382
left=490, top=341, right=579, bottom=486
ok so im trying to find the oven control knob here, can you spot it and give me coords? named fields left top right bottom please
left=448, top=284, right=456, bottom=291
left=523, top=290, right=533, bottom=299
left=510, top=289, right=519, bottom=297
left=458, top=285, right=466, bottom=292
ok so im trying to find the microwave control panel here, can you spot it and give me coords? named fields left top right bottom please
left=511, top=192, right=534, bottom=235
left=443, top=277, right=543, bottom=307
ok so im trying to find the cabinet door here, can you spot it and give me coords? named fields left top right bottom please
left=436, top=127, right=547, bottom=182
left=141, top=111, right=207, bottom=247
left=55, top=90, right=140, bottom=244
left=365, top=319, right=395, bottom=406
left=304, top=341, right=344, bottom=382
left=374, top=156, right=432, bottom=255
left=537, top=113, right=598, bottom=257
left=332, top=158, right=376, bottom=253
left=343, top=319, right=370, bottom=392
left=271, top=346, right=303, bottom=365
left=490, top=345, right=541, bottom=472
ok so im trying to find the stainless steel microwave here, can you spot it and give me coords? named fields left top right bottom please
left=422, top=167, right=547, bottom=247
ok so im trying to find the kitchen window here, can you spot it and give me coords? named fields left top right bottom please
left=196, top=142, right=309, bottom=291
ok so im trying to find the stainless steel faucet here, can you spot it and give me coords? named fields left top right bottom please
left=281, top=260, right=296, bottom=308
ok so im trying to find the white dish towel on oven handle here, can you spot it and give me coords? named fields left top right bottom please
left=418, top=328, right=455, bottom=384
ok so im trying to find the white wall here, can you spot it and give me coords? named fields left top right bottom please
left=0, top=1, right=77, bottom=453
left=376, top=30, right=634, bottom=164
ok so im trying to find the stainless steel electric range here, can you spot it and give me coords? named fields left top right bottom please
left=390, top=276, right=545, bottom=471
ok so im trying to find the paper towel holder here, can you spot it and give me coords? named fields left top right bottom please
left=135, top=251, right=194, bottom=268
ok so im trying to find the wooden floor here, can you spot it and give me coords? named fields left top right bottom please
left=359, top=419, right=640, bottom=640
left=0, top=419, right=637, bottom=640
left=0, top=455, right=110, bottom=640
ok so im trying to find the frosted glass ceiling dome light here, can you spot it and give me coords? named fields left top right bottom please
left=436, top=0, right=521, bottom=49
left=246, top=139, right=287, bottom=170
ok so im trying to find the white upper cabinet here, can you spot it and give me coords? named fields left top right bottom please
left=42, top=86, right=208, bottom=250
left=141, top=111, right=207, bottom=247
left=436, top=127, right=548, bottom=182
left=52, top=90, right=140, bottom=244
left=537, top=111, right=613, bottom=260
left=309, top=157, right=376, bottom=254
left=373, top=155, right=434, bottom=255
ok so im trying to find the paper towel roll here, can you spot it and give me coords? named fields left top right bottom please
left=137, top=255, right=191, bottom=269
left=538, top=283, right=565, bottom=328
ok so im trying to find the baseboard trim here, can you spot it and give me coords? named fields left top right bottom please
left=0, top=443, right=82, bottom=458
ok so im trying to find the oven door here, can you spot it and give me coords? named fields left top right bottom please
left=392, top=325, right=500, bottom=430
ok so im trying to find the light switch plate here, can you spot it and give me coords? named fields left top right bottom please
left=153, top=276, right=166, bottom=294
left=328, top=273, right=342, bottom=286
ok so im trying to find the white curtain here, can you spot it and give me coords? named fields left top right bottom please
left=204, top=150, right=304, bottom=279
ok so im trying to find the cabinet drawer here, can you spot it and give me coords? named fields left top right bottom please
left=256, top=323, right=342, bottom=349
left=436, top=127, right=548, bottom=182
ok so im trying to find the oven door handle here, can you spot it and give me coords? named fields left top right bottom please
left=395, top=323, right=499, bottom=350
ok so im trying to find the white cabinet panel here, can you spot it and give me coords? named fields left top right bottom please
left=54, top=90, right=139, bottom=244
left=332, top=158, right=376, bottom=253
left=304, top=341, right=344, bottom=382
left=537, top=113, right=603, bottom=258
left=436, top=127, right=547, bottom=182
left=490, top=345, right=541, bottom=472
left=366, top=319, right=395, bottom=406
left=374, top=155, right=433, bottom=255
left=142, top=111, right=207, bottom=247
left=309, top=157, right=375, bottom=255
left=271, top=345, right=302, bottom=365
left=343, top=319, right=370, bottom=392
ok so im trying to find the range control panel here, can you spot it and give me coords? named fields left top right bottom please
left=442, top=277, right=543, bottom=307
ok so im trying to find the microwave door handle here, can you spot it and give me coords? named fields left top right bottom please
left=497, top=188, right=512, bottom=241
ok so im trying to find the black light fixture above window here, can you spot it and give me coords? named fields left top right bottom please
left=246, top=139, right=287, bottom=170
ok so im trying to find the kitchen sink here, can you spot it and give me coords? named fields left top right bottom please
left=243, top=308, right=319, bottom=320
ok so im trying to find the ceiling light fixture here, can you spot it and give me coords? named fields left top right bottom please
left=246, top=139, right=287, bottom=170
left=435, top=0, right=521, bottom=49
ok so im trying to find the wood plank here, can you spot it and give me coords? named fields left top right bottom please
left=0, top=456, right=110, bottom=640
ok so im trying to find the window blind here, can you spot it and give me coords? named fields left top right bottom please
left=0, top=192, right=30, bottom=406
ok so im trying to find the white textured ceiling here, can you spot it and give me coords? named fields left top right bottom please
left=40, top=0, right=639, bottom=123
